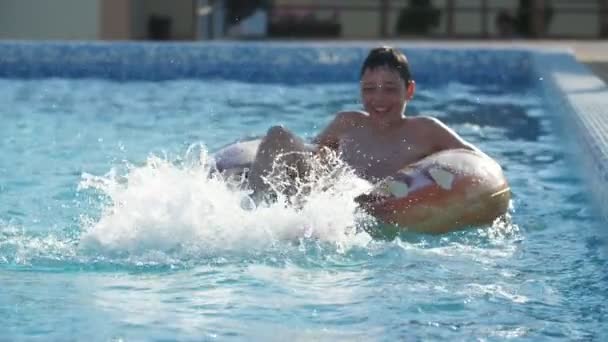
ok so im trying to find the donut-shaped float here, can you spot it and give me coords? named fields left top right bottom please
left=213, top=140, right=510, bottom=234
left=213, top=138, right=261, bottom=179
left=356, top=148, right=510, bottom=234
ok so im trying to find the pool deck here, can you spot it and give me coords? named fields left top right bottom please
left=562, top=41, right=608, bottom=83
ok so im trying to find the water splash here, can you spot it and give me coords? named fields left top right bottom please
left=0, top=225, right=78, bottom=266
left=0, top=144, right=521, bottom=269
left=78, top=144, right=375, bottom=257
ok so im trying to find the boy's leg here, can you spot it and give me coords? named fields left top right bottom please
left=249, top=125, right=314, bottom=198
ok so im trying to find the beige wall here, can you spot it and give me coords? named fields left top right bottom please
left=549, top=1, right=598, bottom=37
left=0, top=0, right=99, bottom=40
left=0, top=0, right=600, bottom=41
left=100, top=0, right=131, bottom=40
left=273, top=0, right=383, bottom=38
left=0, top=0, right=195, bottom=41
left=392, top=0, right=600, bottom=38
left=273, top=0, right=603, bottom=38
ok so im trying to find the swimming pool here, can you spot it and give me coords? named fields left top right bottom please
left=1, top=42, right=607, bottom=340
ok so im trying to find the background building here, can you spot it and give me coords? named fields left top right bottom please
left=0, top=0, right=196, bottom=41
left=0, top=0, right=606, bottom=41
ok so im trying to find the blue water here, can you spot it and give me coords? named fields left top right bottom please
left=1, top=77, right=606, bottom=341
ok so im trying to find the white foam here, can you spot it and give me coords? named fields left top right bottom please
left=78, top=145, right=374, bottom=256
left=0, top=225, right=77, bottom=265
left=466, top=283, right=529, bottom=304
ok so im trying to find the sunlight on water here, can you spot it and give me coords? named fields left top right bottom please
left=78, top=144, right=375, bottom=258
left=0, top=225, right=77, bottom=266
left=3, top=74, right=602, bottom=340
left=0, top=140, right=523, bottom=268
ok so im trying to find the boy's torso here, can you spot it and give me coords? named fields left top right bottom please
left=336, top=116, right=435, bottom=180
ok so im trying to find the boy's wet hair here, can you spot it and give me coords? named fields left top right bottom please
left=360, top=46, right=412, bottom=85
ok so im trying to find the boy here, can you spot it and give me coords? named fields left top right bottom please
left=248, top=46, right=482, bottom=197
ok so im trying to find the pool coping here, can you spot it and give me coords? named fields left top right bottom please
left=531, top=50, right=608, bottom=223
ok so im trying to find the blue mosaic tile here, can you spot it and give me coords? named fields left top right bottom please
left=0, top=41, right=533, bottom=87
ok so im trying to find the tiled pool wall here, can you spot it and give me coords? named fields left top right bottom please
left=0, top=41, right=606, bottom=222
left=0, top=41, right=533, bottom=85
left=533, top=51, right=608, bottom=223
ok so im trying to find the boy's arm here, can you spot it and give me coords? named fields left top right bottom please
left=314, top=111, right=360, bottom=150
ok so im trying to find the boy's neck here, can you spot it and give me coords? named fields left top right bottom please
left=373, top=114, right=406, bottom=130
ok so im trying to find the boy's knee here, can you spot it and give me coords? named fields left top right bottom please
left=264, top=125, right=296, bottom=146
left=256, top=125, right=290, bottom=156
left=266, top=125, right=289, bottom=138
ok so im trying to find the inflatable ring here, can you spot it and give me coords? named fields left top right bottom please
left=213, top=138, right=262, bottom=179
left=213, top=140, right=510, bottom=234
left=356, top=148, right=510, bottom=234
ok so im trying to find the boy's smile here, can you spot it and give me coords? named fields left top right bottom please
left=360, top=66, right=414, bottom=124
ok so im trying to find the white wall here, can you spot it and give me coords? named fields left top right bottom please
left=0, top=0, right=99, bottom=40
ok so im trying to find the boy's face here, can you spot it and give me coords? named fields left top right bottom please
left=360, top=66, right=414, bottom=120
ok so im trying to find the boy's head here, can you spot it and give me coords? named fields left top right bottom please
left=360, top=46, right=412, bottom=85
left=359, top=47, right=415, bottom=119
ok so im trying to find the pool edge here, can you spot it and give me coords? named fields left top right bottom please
left=533, top=50, right=608, bottom=223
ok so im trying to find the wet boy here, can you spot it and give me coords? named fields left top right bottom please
left=248, top=46, right=482, bottom=196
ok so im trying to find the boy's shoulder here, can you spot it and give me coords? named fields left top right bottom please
left=408, top=115, right=440, bottom=123
left=407, top=115, right=446, bottom=129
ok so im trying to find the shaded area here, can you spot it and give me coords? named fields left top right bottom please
left=494, top=0, right=554, bottom=38
left=396, top=0, right=441, bottom=35
left=584, top=62, right=608, bottom=85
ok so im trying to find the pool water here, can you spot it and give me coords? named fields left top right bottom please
left=1, top=77, right=606, bottom=340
